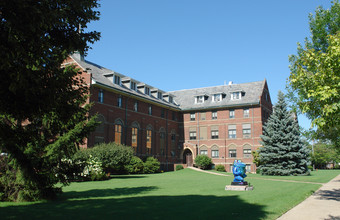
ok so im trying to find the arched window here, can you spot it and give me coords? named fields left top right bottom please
left=95, top=115, right=105, bottom=133
left=159, top=127, right=166, bottom=155
left=146, top=125, right=153, bottom=155
left=228, top=144, right=237, bottom=158
left=243, top=144, right=252, bottom=158
left=211, top=145, right=219, bottom=158
left=199, top=145, right=208, bottom=155
left=114, top=119, right=124, bottom=144
left=131, top=122, right=140, bottom=154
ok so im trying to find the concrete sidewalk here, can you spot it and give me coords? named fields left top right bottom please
left=277, top=174, right=340, bottom=220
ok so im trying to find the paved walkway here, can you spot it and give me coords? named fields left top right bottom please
left=277, top=174, right=340, bottom=220
left=189, top=167, right=340, bottom=220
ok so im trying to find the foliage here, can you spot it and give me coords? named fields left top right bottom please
left=309, top=142, right=340, bottom=169
left=143, top=157, right=160, bottom=174
left=175, top=165, right=184, bottom=171
left=287, top=0, right=340, bottom=148
left=124, top=156, right=144, bottom=174
left=83, top=155, right=107, bottom=181
left=0, top=0, right=101, bottom=201
left=194, top=155, right=212, bottom=170
left=252, top=149, right=262, bottom=167
left=258, top=91, right=310, bottom=176
left=215, top=165, right=226, bottom=172
left=73, top=142, right=134, bottom=174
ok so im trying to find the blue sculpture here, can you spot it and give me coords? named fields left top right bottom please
left=232, top=160, right=247, bottom=183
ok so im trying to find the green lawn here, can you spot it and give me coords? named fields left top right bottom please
left=1, top=169, right=339, bottom=220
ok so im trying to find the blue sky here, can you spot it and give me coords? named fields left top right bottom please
left=85, top=0, right=332, bottom=131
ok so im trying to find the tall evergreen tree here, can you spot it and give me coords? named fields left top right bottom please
left=0, top=0, right=100, bottom=201
left=258, top=91, right=310, bottom=176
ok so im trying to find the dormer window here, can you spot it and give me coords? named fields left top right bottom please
left=196, top=96, right=204, bottom=104
left=114, top=75, right=121, bottom=85
left=231, top=92, right=241, bottom=100
left=157, top=92, right=163, bottom=99
left=145, top=87, right=150, bottom=95
left=130, top=81, right=136, bottom=90
left=213, top=94, right=222, bottom=102
left=169, top=96, right=173, bottom=103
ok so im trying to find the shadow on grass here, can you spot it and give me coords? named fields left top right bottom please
left=61, top=186, right=158, bottom=199
left=1, top=189, right=269, bottom=219
left=109, top=175, right=148, bottom=179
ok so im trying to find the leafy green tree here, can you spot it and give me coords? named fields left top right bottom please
left=288, top=1, right=340, bottom=148
left=310, top=142, right=340, bottom=169
left=0, top=0, right=100, bottom=201
left=258, top=91, right=310, bottom=176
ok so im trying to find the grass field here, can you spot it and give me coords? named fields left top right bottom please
left=1, top=169, right=339, bottom=220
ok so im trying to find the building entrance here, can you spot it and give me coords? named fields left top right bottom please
left=183, top=149, right=193, bottom=167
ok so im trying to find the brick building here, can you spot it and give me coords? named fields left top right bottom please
left=65, top=53, right=272, bottom=172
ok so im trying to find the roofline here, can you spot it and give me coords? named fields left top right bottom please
left=92, top=82, right=181, bottom=111
left=179, top=101, right=260, bottom=112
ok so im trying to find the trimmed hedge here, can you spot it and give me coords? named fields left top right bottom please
left=215, top=164, right=226, bottom=172
left=176, top=165, right=184, bottom=171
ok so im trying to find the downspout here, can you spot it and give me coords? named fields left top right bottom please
left=165, top=109, right=169, bottom=171
left=197, top=112, right=200, bottom=155
left=124, top=96, right=128, bottom=145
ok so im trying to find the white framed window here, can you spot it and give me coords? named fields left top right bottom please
left=130, top=82, right=136, bottom=90
left=212, top=150, right=219, bottom=158
left=244, top=108, right=249, bottom=118
left=117, top=96, right=122, bottom=107
left=200, top=150, right=208, bottom=155
left=243, top=149, right=252, bottom=158
left=157, top=92, right=163, bottom=99
left=229, top=109, right=235, bottom=118
left=98, top=90, right=104, bottom=103
left=189, top=131, right=196, bottom=140
left=195, top=96, right=204, bottom=104
left=190, top=113, right=195, bottom=121
left=134, top=101, right=138, bottom=112
left=211, top=126, right=219, bottom=139
left=242, top=124, right=251, bottom=138
left=212, top=111, right=217, bottom=120
left=231, top=92, right=241, bottom=100
left=114, top=75, right=121, bottom=85
left=228, top=125, right=236, bottom=139
left=213, top=94, right=222, bottom=102
left=169, top=96, right=173, bottom=103
left=145, top=87, right=150, bottom=95
left=229, top=149, right=237, bottom=158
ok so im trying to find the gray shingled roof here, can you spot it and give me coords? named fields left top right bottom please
left=70, top=54, right=265, bottom=111
left=70, top=54, right=180, bottom=109
left=169, top=81, right=265, bottom=111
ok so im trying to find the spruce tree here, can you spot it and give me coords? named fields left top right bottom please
left=258, top=91, right=310, bottom=176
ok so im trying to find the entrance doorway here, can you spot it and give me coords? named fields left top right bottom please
left=183, top=149, right=193, bottom=167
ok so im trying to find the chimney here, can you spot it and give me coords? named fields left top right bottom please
left=73, top=51, right=84, bottom=61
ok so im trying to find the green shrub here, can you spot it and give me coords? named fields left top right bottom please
left=215, top=164, right=225, bottom=172
left=143, top=157, right=160, bottom=174
left=125, top=156, right=144, bottom=174
left=194, top=155, right=212, bottom=170
left=176, top=165, right=184, bottom=171
left=73, top=142, right=134, bottom=174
